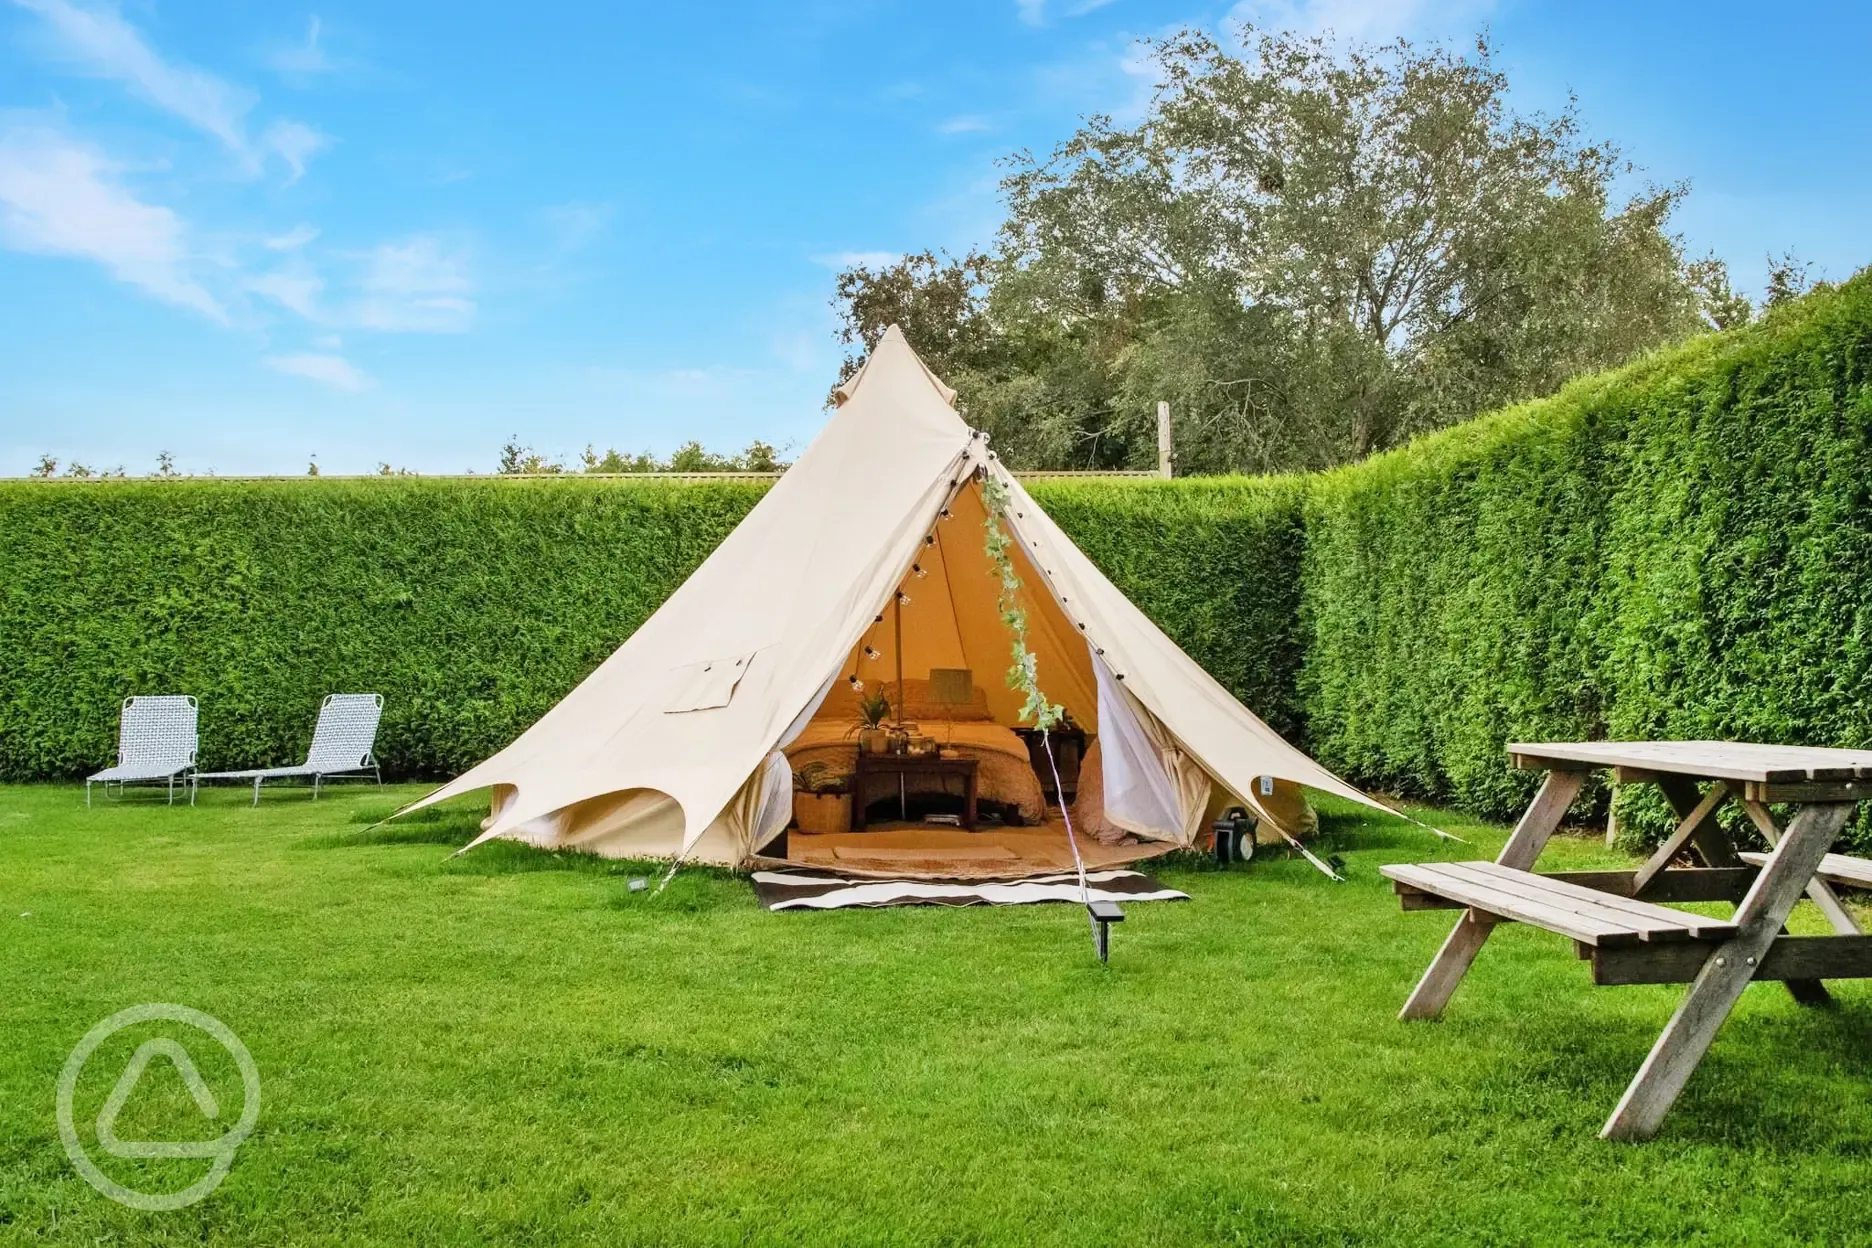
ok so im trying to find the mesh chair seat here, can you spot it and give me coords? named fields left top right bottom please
left=87, top=695, right=199, bottom=806
left=90, top=758, right=196, bottom=783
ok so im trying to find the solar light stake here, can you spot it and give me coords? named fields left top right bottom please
left=1088, top=900, right=1124, bottom=963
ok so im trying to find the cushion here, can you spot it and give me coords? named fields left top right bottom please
left=885, top=678, right=993, bottom=722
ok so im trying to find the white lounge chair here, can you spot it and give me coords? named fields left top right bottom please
left=87, top=695, right=200, bottom=807
left=198, top=693, right=385, bottom=804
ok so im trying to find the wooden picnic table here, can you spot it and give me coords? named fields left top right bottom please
left=1382, top=741, right=1872, bottom=1140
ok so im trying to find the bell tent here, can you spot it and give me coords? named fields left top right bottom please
left=399, top=326, right=1399, bottom=873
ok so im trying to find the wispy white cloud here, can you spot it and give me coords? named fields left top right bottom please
left=267, top=15, right=335, bottom=77
left=12, top=0, right=330, bottom=180
left=813, top=249, right=900, bottom=270
left=1031, top=32, right=1164, bottom=129
left=936, top=114, right=993, bottom=135
left=14, top=0, right=254, bottom=154
left=247, top=265, right=322, bottom=319
left=263, top=120, right=329, bottom=183
left=1227, top=0, right=1495, bottom=41
left=265, top=351, right=369, bottom=391
left=265, top=223, right=319, bottom=250
left=1017, top=0, right=1113, bottom=26
left=539, top=200, right=611, bottom=251
left=0, top=126, right=224, bottom=319
left=351, top=235, right=474, bottom=332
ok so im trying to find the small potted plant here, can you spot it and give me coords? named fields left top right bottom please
left=792, top=762, right=852, bottom=836
left=850, top=689, right=892, bottom=755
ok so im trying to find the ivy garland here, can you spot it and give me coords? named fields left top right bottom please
left=982, top=467, right=1099, bottom=930
left=981, top=471, right=1063, bottom=731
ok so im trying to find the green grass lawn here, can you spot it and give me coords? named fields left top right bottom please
left=2, top=784, right=1869, bottom=1246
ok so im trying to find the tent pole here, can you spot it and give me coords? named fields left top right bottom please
left=894, top=593, right=906, bottom=820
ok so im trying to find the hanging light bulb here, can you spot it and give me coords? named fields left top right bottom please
left=896, top=591, right=912, bottom=607
left=912, top=563, right=928, bottom=579
left=864, top=645, right=881, bottom=661
left=924, top=533, right=936, bottom=546
left=848, top=674, right=865, bottom=692
left=938, top=507, right=953, bottom=521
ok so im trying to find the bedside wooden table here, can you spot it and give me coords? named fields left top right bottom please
left=852, top=753, right=979, bottom=831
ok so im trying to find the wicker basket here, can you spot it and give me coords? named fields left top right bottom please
left=793, top=791, right=852, bottom=836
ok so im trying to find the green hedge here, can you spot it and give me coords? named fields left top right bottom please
left=0, top=475, right=1307, bottom=782
left=0, top=479, right=765, bottom=780
left=1300, top=273, right=1872, bottom=845
left=7, top=274, right=1872, bottom=850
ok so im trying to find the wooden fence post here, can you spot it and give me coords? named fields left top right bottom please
left=1157, top=401, right=1173, bottom=479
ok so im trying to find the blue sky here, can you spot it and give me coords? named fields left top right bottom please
left=2, top=0, right=1868, bottom=476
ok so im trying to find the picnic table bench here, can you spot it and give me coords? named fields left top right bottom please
left=1382, top=741, right=1872, bottom=1141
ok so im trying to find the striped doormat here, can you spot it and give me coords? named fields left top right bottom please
left=750, top=868, right=1190, bottom=911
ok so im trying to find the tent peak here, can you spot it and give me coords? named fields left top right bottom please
left=833, top=324, right=959, bottom=409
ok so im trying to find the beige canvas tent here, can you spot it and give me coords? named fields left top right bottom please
left=399, top=326, right=1401, bottom=874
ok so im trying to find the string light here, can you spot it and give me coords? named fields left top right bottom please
left=864, top=645, right=881, bottom=661
left=924, top=534, right=936, bottom=547
left=912, top=563, right=928, bottom=579
left=938, top=507, right=953, bottom=521
left=848, top=674, right=865, bottom=692
left=896, top=591, right=912, bottom=607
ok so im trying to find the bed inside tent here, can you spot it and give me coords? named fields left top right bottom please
left=759, top=472, right=1316, bottom=880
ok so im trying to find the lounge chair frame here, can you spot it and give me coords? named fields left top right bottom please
left=197, top=693, right=385, bottom=804
left=87, top=695, right=200, bottom=807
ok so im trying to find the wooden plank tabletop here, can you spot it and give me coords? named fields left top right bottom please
left=1508, top=740, right=1872, bottom=783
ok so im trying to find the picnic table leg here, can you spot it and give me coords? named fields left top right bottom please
left=1399, top=768, right=1585, bottom=1021
left=1657, top=776, right=1832, bottom=1003
left=1741, top=798, right=1863, bottom=936
left=1600, top=801, right=1854, bottom=1141
left=1656, top=776, right=1742, bottom=867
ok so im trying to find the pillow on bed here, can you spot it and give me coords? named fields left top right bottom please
left=883, top=678, right=994, bottom=722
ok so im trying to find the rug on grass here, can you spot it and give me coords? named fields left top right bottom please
left=750, top=868, right=1190, bottom=911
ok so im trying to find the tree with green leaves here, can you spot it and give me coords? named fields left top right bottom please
left=834, top=26, right=1749, bottom=474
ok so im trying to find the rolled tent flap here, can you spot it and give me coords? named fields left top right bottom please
left=1093, top=654, right=1209, bottom=844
